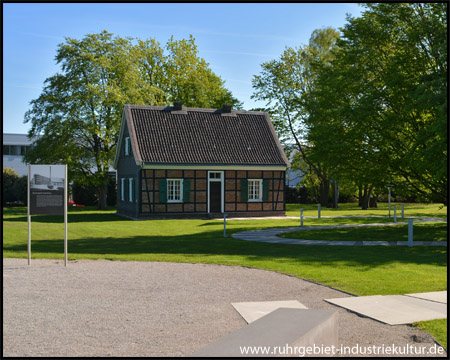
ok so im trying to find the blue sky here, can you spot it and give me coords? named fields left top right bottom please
left=3, top=3, right=363, bottom=134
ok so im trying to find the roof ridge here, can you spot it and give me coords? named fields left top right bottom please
left=124, top=104, right=268, bottom=115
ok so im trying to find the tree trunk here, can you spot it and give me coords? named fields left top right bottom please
left=334, top=181, right=339, bottom=209
left=361, top=185, right=373, bottom=210
left=319, top=178, right=330, bottom=207
left=97, top=178, right=108, bottom=210
left=358, top=184, right=363, bottom=207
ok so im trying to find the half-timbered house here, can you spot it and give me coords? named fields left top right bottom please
left=114, top=103, right=290, bottom=218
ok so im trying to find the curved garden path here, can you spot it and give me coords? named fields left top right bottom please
left=232, top=216, right=447, bottom=247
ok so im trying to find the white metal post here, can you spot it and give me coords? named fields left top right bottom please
left=394, top=206, right=397, bottom=223
left=27, top=165, right=31, bottom=266
left=401, top=204, right=405, bottom=218
left=300, top=208, right=303, bottom=227
left=318, top=204, right=321, bottom=219
left=408, top=218, right=413, bottom=247
left=64, top=165, right=68, bottom=266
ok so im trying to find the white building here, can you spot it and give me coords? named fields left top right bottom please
left=3, top=133, right=39, bottom=177
left=3, top=132, right=116, bottom=177
left=284, top=144, right=304, bottom=188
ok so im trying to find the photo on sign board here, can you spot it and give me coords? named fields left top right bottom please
left=30, top=165, right=65, bottom=191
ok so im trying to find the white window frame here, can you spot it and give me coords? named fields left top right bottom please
left=129, top=178, right=134, bottom=202
left=124, top=137, right=130, bottom=156
left=248, top=179, right=263, bottom=202
left=120, top=178, right=125, bottom=201
left=209, top=171, right=222, bottom=180
left=167, top=179, right=183, bottom=203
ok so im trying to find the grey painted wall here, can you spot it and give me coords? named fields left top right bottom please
left=116, top=124, right=140, bottom=218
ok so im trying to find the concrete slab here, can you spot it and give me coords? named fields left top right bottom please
left=191, top=308, right=338, bottom=357
left=232, top=300, right=308, bottom=323
left=405, top=291, right=447, bottom=304
left=324, top=295, right=447, bottom=325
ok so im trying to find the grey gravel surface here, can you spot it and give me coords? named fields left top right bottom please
left=3, top=258, right=446, bottom=357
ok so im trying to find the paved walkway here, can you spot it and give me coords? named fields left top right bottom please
left=232, top=216, right=447, bottom=247
left=324, top=291, right=447, bottom=325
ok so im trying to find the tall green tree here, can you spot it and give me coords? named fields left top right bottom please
left=134, top=35, right=242, bottom=109
left=24, top=31, right=160, bottom=209
left=24, top=31, right=241, bottom=209
left=251, top=27, right=340, bottom=206
left=306, top=3, right=447, bottom=205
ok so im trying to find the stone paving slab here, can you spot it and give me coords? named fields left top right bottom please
left=324, top=295, right=447, bottom=325
left=231, top=300, right=308, bottom=323
left=405, top=291, right=447, bottom=304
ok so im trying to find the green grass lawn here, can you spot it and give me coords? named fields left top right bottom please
left=280, top=222, right=447, bottom=242
left=3, top=203, right=447, bottom=348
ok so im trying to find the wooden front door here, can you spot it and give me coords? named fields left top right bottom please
left=209, top=182, right=222, bottom=213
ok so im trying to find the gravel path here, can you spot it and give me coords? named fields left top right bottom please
left=3, top=258, right=445, bottom=357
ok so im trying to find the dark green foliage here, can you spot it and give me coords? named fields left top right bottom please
left=73, top=177, right=116, bottom=206
left=3, top=168, right=19, bottom=205
left=72, top=181, right=98, bottom=206
left=106, top=176, right=117, bottom=206
left=305, top=3, right=447, bottom=205
left=12, top=176, right=28, bottom=205
left=285, top=186, right=312, bottom=204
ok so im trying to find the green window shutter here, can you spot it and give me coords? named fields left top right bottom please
left=241, top=179, right=248, bottom=202
left=183, top=179, right=191, bottom=203
left=159, top=179, right=167, bottom=203
left=263, top=180, right=270, bottom=201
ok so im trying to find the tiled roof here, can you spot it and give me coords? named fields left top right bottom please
left=123, top=105, right=290, bottom=167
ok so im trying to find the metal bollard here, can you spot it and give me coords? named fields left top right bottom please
left=401, top=204, right=405, bottom=218
left=224, top=213, right=227, bottom=238
left=394, top=206, right=397, bottom=223
left=300, top=208, right=303, bottom=227
left=408, top=218, right=413, bottom=247
left=318, top=204, right=321, bottom=219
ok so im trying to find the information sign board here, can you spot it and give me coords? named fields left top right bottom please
left=29, top=165, right=65, bottom=215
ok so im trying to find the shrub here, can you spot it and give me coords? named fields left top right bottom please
left=3, top=167, right=19, bottom=205
left=286, top=185, right=312, bottom=203
left=72, top=175, right=117, bottom=206
left=72, top=181, right=98, bottom=206
left=13, top=175, right=28, bottom=205
left=107, top=176, right=117, bottom=206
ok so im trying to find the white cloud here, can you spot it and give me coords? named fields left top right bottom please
left=20, top=32, right=65, bottom=41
